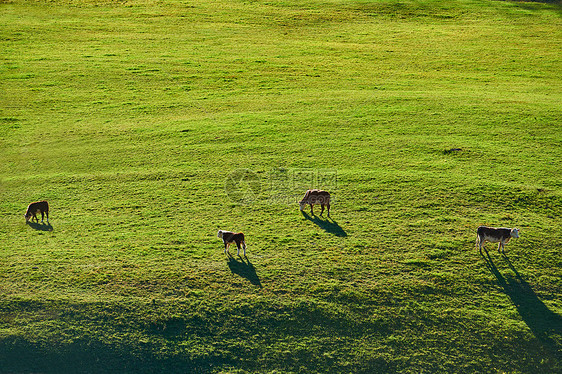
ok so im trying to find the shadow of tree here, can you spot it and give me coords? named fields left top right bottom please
left=301, top=211, right=347, bottom=237
left=27, top=221, right=54, bottom=232
left=481, top=251, right=562, bottom=355
left=227, top=256, right=262, bottom=288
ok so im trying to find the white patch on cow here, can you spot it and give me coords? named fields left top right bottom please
left=511, top=228, right=519, bottom=238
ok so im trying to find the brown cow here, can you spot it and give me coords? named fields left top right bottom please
left=25, top=201, right=49, bottom=223
left=477, top=226, right=519, bottom=254
left=218, top=230, right=247, bottom=256
left=299, top=189, right=330, bottom=217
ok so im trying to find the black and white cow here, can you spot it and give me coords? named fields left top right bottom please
left=476, top=226, right=519, bottom=254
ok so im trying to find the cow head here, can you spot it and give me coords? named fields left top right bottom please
left=299, top=201, right=305, bottom=211
left=510, top=228, right=520, bottom=238
left=24, top=213, right=32, bottom=222
left=217, top=230, right=224, bottom=239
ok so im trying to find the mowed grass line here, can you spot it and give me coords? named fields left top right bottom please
left=1, top=0, right=561, bottom=372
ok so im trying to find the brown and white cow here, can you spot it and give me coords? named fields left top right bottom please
left=218, top=230, right=247, bottom=256
left=299, top=189, right=330, bottom=217
left=25, top=201, right=49, bottom=223
left=476, top=226, right=519, bottom=254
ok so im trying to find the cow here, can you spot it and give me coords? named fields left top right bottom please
left=476, top=226, right=519, bottom=254
left=25, top=201, right=49, bottom=223
left=299, top=189, right=330, bottom=217
left=217, top=230, right=247, bottom=256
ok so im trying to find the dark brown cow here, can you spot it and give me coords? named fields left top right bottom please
left=299, top=189, right=330, bottom=217
left=218, top=230, right=247, bottom=256
left=477, top=226, right=519, bottom=254
left=25, top=200, right=49, bottom=223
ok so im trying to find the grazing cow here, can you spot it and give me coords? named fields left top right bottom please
left=477, top=226, right=519, bottom=254
left=299, top=189, right=330, bottom=217
left=217, top=230, right=246, bottom=256
left=25, top=201, right=49, bottom=223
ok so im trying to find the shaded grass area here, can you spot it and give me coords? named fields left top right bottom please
left=1, top=271, right=560, bottom=374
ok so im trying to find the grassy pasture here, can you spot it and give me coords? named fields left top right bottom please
left=1, top=0, right=561, bottom=372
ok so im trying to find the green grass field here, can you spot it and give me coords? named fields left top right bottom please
left=1, top=0, right=561, bottom=372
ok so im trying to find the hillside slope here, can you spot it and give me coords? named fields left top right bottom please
left=1, top=0, right=561, bottom=372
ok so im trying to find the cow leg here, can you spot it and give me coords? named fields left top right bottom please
left=326, top=203, right=330, bottom=218
left=498, top=242, right=503, bottom=253
left=45, top=210, right=49, bottom=223
left=477, top=238, right=485, bottom=255
left=319, top=204, right=325, bottom=217
left=32, top=213, right=38, bottom=223
left=40, top=211, right=45, bottom=223
left=310, top=204, right=314, bottom=215
left=224, top=242, right=229, bottom=254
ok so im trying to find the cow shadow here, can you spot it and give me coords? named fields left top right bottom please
left=27, top=221, right=53, bottom=232
left=481, top=251, right=562, bottom=354
left=227, top=255, right=262, bottom=288
left=301, top=211, right=347, bottom=237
